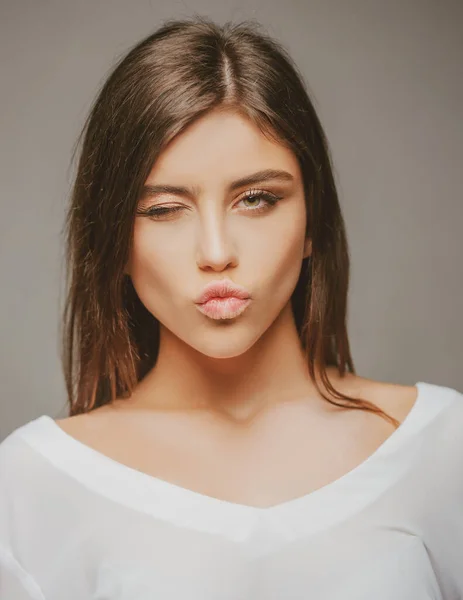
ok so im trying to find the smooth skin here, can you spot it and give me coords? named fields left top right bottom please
left=56, top=108, right=418, bottom=508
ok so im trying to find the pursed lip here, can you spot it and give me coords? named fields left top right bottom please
left=195, top=279, right=251, bottom=304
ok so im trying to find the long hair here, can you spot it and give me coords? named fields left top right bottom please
left=60, top=16, right=399, bottom=427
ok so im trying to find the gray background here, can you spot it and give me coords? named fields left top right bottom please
left=1, top=0, right=462, bottom=440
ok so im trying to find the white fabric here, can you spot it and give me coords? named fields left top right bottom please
left=0, top=381, right=462, bottom=599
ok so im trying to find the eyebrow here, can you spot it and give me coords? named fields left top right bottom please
left=140, top=169, right=294, bottom=200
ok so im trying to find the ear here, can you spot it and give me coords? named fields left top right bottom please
left=303, top=237, right=312, bottom=259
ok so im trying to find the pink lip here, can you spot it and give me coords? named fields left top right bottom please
left=195, top=279, right=252, bottom=320
left=195, top=279, right=251, bottom=304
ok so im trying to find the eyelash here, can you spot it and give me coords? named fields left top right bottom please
left=136, top=189, right=283, bottom=220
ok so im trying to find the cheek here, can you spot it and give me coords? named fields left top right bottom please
left=128, top=225, right=188, bottom=314
left=239, top=208, right=307, bottom=292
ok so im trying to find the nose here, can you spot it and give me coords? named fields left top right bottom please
left=195, top=213, right=238, bottom=272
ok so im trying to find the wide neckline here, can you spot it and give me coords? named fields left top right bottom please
left=19, top=382, right=441, bottom=542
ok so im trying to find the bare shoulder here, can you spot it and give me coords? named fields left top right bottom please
left=54, top=403, right=118, bottom=439
left=339, top=373, right=419, bottom=424
left=52, top=402, right=152, bottom=462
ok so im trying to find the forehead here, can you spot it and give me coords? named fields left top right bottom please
left=145, top=109, right=300, bottom=186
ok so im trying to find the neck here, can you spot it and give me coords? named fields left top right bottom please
left=124, top=302, right=345, bottom=423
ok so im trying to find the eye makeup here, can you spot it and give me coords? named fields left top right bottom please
left=136, top=189, right=283, bottom=220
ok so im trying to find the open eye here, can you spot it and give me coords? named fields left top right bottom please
left=235, top=189, right=282, bottom=214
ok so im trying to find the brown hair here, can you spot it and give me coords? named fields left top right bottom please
left=60, top=16, right=399, bottom=428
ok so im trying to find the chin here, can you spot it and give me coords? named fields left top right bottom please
left=188, top=330, right=262, bottom=360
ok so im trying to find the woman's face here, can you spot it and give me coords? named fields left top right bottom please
left=127, top=108, right=311, bottom=358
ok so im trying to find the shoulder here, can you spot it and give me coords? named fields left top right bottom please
left=327, top=371, right=419, bottom=424
left=367, top=380, right=419, bottom=423
left=361, top=377, right=463, bottom=421
left=327, top=374, right=462, bottom=440
left=0, top=418, right=37, bottom=465
left=0, top=417, right=48, bottom=485
left=0, top=419, right=48, bottom=545
left=54, top=405, right=121, bottom=445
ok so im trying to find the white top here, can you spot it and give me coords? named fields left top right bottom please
left=0, top=381, right=462, bottom=599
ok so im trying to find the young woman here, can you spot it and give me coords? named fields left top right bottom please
left=1, top=16, right=462, bottom=600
